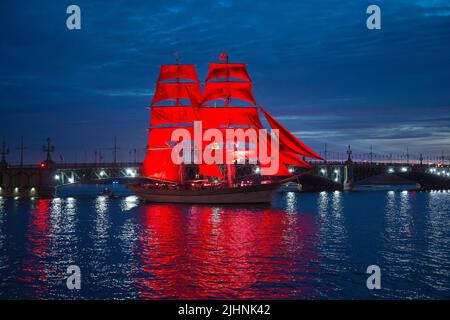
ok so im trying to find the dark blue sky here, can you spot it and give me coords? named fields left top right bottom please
left=1, top=0, right=449, bottom=164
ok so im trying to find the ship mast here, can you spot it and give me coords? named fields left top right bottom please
left=175, top=53, right=184, bottom=184
left=225, top=54, right=231, bottom=107
left=224, top=53, right=235, bottom=187
left=202, top=53, right=259, bottom=185
left=175, top=52, right=180, bottom=106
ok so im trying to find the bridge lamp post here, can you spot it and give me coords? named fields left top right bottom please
left=401, top=167, right=408, bottom=172
left=100, top=170, right=106, bottom=177
left=54, top=174, right=60, bottom=181
left=320, top=168, right=326, bottom=176
left=388, top=168, right=395, bottom=173
left=68, top=177, right=75, bottom=184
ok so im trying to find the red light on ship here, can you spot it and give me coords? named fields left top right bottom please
left=39, top=162, right=46, bottom=169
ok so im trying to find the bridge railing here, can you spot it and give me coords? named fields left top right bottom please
left=309, top=160, right=449, bottom=168
left=56, top=162, right=141, bottom=169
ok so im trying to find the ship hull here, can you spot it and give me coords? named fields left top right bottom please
left=128, top=182, right=281, bottom=204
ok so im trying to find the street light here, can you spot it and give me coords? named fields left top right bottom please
left=126, top=168, right=136, bottom=177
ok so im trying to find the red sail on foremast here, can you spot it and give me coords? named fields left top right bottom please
left=151, top=82, right=202, bottom=105
left=142, top=64, right=201, bottom=183
left=157, top=64, right=199, bottom=82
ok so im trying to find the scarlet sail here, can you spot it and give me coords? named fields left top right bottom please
left=203, top=81, right=256, bottom=105
left=151, top=82, right=202, bottom=105
left=157, top=64, right=199, bottom=82
left=206, top=63, right=251, bottom=81
left=200, top=107, right=262, bottom=129
left=260, top=107, right=322, bottom=160
left=203, top=62, right=256, bottom=106
left=150, top=106, right=194, bottom=126
left=198, top=163, right=224, bottom=179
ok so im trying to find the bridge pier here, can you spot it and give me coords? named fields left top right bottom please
left=37, top=164, right=57, bottom=198
left=343, top=146, right=354, bottom=191
left=0, top=138, right=58, bottom=198
left=343, top=165, right=354, bottom=191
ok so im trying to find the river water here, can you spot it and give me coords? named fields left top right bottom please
left=0, top=189, right=449, bottom=299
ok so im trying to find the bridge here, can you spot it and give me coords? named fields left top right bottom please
left=0, top=161, right=140, bottom=198
left=0, top=141, right=449, bottom=198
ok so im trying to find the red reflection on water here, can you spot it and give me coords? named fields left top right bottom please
left=134, top=204, right=318, bottom=299
left=16, top=199, right=51, bottom=298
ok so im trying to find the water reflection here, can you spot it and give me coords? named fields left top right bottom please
left=133, top=204, right=318, bottom=299
left=91, top=195, right=111, bottom=270
left=49, top=197, right=79, bottom=260
left=120, top=196, right=139, bottom=211
left=316, top=192, right=348, bottom=268
left=285, top=192, right=298, bottom=214
left=423, top=192, right=450, bottom=296
left=95, top=196, right=109, bottom=214
left=0, top=197, right=5, bottom=282
left=381, top=191, right=417, bottom=298
left=17, top=199, right=52, bottom=299
left=0, top=191, right=449, bottom=299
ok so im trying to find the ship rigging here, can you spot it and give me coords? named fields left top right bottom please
left=129, top=54, right=322, bottom=203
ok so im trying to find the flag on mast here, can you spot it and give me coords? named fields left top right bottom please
left=219, top=53, right=228, bottom=61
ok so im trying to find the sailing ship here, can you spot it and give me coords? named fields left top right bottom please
left=128, top=54, right=322, bottom=203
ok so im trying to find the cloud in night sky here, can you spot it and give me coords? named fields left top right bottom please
left=0, top=0, right=449, bottom=163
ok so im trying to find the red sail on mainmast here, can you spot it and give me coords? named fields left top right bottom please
left=200, top=106, right=262, bottom=129
left=199, top=59, right=259, bottom=181
left=206, top=63, right=251, bottom=81
left=203, top=82, right=256, bottom=105
left=198, top=163, right=224, bottom=179
left=202, top=61, right=256, bottom=106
